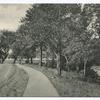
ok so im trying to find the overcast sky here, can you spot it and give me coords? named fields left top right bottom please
left=0, top=4, right=31, bottom=31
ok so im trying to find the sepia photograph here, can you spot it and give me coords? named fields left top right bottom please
left=0, top=3, right=100, bottom=97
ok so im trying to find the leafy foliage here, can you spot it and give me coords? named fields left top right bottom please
left=0, top=30, right=16, bottom=63
left=11, top=4, right=100, bottom=77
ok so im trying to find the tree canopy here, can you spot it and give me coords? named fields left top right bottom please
left=10, top=4, right=100, bottom=76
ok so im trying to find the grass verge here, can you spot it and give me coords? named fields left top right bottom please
left=27, top=64, right=100, bottom=97
left=0, top=65, right=29, bottom=97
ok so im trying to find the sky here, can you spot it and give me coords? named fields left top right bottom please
left=0, top=4, right=31, bottom=31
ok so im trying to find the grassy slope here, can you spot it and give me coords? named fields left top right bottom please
left=0, top=64, right=29, bottom=97
left=27, top=64, right=100, bottom=97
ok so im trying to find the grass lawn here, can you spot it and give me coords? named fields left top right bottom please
left=0, top=64, right=29, bottom=96
left=27, top=64, right=100, bottom=97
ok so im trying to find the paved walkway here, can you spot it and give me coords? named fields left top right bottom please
left=17, top=64, right=59, bottom=97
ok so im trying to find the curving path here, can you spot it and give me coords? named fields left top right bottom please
left=17, top=64, right=59, bottom=97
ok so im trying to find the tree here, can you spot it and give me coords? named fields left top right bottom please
left=0, top=30, right=16, bottom=63
left=63, top=4, right=100, bottom=76
left=11, top=24, right=36, bottom=64
left=18, top=4, right=100, bottom=77
left=20, top=4, right=82, bottom=75
left=20, top=5, right=48, bottom=66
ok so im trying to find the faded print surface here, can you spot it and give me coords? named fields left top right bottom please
left=0, top=4, right=31, bottom=31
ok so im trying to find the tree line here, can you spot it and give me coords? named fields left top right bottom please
left=1, top=4, right=100, bottom=77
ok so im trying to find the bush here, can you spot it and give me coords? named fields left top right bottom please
left=82, top=69, right=99, bottom=83
left=79, top=68, right=99, bottom=83
left=87, top=69, right=98, bottom=79
left=45, top=60, right=56, bottom=68
left=25, top=60, right=29, bottom=64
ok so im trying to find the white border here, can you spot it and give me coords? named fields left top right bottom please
left=0, top=97, right=100, bottom=100
left=0, top=0, right=100, bottom=4
left=0, top=0, right=100, bottom=100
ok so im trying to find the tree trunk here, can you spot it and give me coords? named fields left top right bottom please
left=83, top=59, right=88, bottom=77
left=56, top=53, right=61, bottom=76
left=1, top=54, right=8, bottom=64
left=45, top=50, right=49, bottom=67
left=13, top=57, right=17, bottom=64
left=51, top=52, right=55, bottom=68
left=19, top=57, right=21, bottom=64
left=30, top=57, right=33, bottom=64
left=40, top=45, right=43, bottom=66
left=51, top=56, right=55, bottom=68
left=19, top=57, right=23, bottom=64
left=27, top=57, right=29, bottom=63
left=76, top=66, right=80, bottom=73
left=64, top=55, right=70, bottom=72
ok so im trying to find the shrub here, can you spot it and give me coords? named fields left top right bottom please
left=87, top=69, right=98, bottom=80
left=25, top=60, right=29, bottom=64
